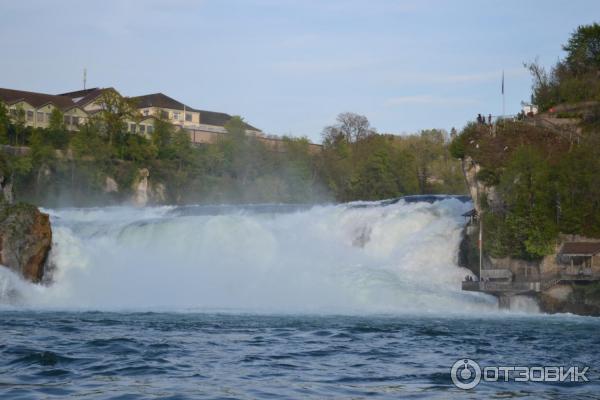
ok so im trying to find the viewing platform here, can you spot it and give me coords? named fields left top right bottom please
left=461, top=240, right=600, bottom=309
left=462, top=280, right=541, bottom=295
left=462, top=272, right=600, bottom=295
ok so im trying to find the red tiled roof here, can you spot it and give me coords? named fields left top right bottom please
left=0, top=88, right=75, bottom=110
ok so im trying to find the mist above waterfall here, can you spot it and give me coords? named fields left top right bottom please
left=0, top=199, right=499, bottom=313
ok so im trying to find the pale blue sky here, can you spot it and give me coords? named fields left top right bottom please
left=1, top=0, right=598, bottom=142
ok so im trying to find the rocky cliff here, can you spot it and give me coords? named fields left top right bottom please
left=459, top=153, right=600, bottom=316
left=0, top=201, right=52, bottom=283
left=0, top=161, right=52, bottom=284
left=131, top=168, right=167, bottom=207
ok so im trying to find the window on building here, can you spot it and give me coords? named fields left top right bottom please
left=64, top=115, right=71, bottom=125
left=72, top=116, right=80, bottom=126
left=130, top=124, right=136, bottom=133
left=37, top=112, right=45, bottom=123
left=139, top=124, right=146, bottom=133
left=160, top=110, right=169, bottom=119
left=147, top=125, right=154, bottom=134
left=185, top=112, right=192, bottom=122
left=173, top=112, right=180, bottom=121
left=143, top=109, right=149, bottom=116
left=27, top=110, right=34, bottom=121
left=45, top=113, right=51, bottom=122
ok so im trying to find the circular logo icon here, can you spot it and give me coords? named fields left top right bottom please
left=451, top=359, right=481, bottom=389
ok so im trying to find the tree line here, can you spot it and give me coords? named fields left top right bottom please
left=320, top=113, right=464, bottom=201
left=0, top=94, right=465, bottom=206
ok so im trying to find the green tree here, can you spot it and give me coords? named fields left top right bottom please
left=95, top=90, right=136, bottom=147
left=351, top=149, right=399, bottom=200
left=47, top=108, right=69, bottom=149
left=322, top=112, right=374, bottom=144
left=497, top=147, right=557, bottom=258
left=70, top=122, right=111, bottom=163
left=28, top=129, right=55, bottom=197
left=222, top=116, right=266, bottom=186
left=527, top=23, right=600, bottom=109
left=151, top=118, right=174, bottom=158
left=555, top=134, right=600, bottom=237
left=0, top=100, right=9, bottom=144
left=319, top=133, right=353, bottom=200
left=280, top=137, right=318, bottom=201
left=411, top=129, right=447, bottom=193
left=13, top=106, right=26, bottom=146
left=563, top=23, right=600, bottom=75
left=170, top=128, right=195, bottom=171
left=125, top=134, right=158, bottom=162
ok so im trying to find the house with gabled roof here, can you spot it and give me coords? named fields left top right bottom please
left=558, top=242, right=600, bottom=278
left=59, top=87, right=117, bottom=113
left=0, top=86, right=265, bottom=140
left=0, top=87, right=91, bottom=130
left=129, top=92, right=263, bottom=143
left=0, top=86, right=321, bottom=153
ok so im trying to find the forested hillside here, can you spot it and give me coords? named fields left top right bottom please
left=451, top=23, right=600, bottom=260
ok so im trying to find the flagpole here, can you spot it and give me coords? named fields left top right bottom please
left=479, top=212, right=483, bottom=280
left=502, top=70, right=505, bottom=118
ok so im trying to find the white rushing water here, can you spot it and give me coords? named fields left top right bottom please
left=0, top=198, right=510, bottom=313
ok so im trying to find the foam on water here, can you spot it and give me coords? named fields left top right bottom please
left=0, top=199, right=500, bottom=313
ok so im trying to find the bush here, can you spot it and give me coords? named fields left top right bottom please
left=476, top=168, right=499, bottom=187
left=449, top=135, right=465, bottom=159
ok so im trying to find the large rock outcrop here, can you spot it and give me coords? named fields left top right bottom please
left=462, top=155, right=502, bottom=214
left=0, top=201, right=52, bottom=283
left=0, top=156, right=52, bottom=284
left=131, top=168, right=167, bottom=206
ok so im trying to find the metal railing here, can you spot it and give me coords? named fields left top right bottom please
left=463, top=271, right=600, bottom=293
left=462, top=280, right=541, bottom=293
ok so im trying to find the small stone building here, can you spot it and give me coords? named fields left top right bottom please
left=558, top=242, right=600, bottom=277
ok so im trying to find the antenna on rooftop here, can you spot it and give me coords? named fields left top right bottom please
left=83, top=68, right=87, bottom=90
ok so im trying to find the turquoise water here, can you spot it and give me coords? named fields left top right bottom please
left=0, top=312, right=598, bottom=399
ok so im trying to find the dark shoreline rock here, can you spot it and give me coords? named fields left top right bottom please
left=536, top=283, right=600, bottom=316
left=0, top=154, right=53, bottom=284
left=0, top=200, right=52, bottom=283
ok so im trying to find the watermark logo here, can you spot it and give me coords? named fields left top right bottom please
left=451, top=359, right=482, bottom=389
left=451, top=359, right=589, bottom=390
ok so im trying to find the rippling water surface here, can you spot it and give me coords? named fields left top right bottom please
left=1, top=312, right=599, bottom=399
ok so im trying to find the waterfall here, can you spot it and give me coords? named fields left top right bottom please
left=0, top=198, right=499, bottom=313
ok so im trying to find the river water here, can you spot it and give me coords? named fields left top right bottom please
left=0, top=199, right=598, bottom=398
